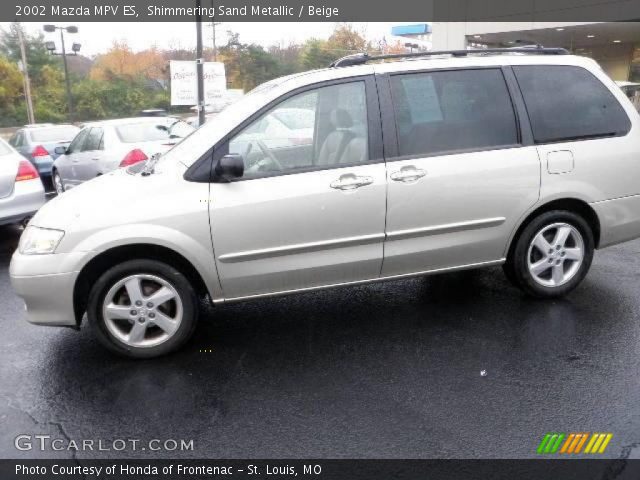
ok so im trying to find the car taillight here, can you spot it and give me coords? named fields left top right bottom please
left=119, top=149, right=148, bottom=167
left=31, top=145, right=50, bottom=157
left=15, top=160, right=39, bottom=182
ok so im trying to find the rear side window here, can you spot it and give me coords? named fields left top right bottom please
left=390, top=68, right=518, bottom=157
left=513, top=65, right=631, bottom=143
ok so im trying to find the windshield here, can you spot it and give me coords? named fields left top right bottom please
left=158, top=83, right=283, bottom=169
left=116, top=119, right=195, bottom=143
left=28, top=126, right=79, bottom=143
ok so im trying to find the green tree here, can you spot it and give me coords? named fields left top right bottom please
left=0, top=55, right=26, bottom=126
left=300, top=39, right=336, bottom=70
left=0, top=23, right=58, bottom=88
left=220, top=33, right=282, bottom=91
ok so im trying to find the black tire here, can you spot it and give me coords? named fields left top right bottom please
left=505, top=210, right=594, bottom=298
left=87, top=259, right=198, bottom=358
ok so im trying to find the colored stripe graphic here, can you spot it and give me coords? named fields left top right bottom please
left=574, top=433, right=589, bottom=453
left=537, top=433, right=565, bottom=454
left=560, top=433, right=575, bottom=453
left=585, top=433, right=614, bottom=454
left=539, top=433, right=612, bottom=454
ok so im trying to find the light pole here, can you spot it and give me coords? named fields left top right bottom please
left=196, top=0, right=205, bottom=127
left=43, top=24, right=80, bottom=122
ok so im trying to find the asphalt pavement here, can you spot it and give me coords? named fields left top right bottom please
left=1, top=223, right=640, bottom=460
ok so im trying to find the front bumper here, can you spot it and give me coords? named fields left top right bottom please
left=10, top=251, right=86, bottom=326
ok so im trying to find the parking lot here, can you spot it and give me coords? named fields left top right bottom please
left=1, top=223, right=640, bottom=460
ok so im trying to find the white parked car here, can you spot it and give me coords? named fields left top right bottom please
left=10, top=48, right=640, bottom=358
left=51, top=117, right=194, bottom=193
left=0, top=138, right=45, bottom=226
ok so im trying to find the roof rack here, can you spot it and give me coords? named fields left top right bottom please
left=329, top=47, right=570, bottom=68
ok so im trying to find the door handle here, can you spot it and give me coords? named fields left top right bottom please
left=390, top=166, right=426, bottom=183
left=91, top=157, right=100, bottom=161
left=330, top=174, right=374, bottom=191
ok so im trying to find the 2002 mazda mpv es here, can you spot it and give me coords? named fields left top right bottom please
left=10, top=49, right=640, bottom=358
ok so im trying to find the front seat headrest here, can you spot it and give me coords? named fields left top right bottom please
left=330, top=109, right=353, bottom=129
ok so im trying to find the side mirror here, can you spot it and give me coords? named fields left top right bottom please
left=54, top=146, right=67, bottom=155
left=214, top=154, right=244, bottom=182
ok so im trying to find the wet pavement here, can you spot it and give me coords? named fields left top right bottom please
left=1, top=223, right=639, bottom=460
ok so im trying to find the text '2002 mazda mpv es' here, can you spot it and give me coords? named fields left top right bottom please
left=10, top=48, right=640, bottom=358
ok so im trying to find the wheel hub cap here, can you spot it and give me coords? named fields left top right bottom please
left=527, top=222, right=584, bottom=288
left=102, top=274, right=183, bottom=348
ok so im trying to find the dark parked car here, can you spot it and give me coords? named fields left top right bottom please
left=8, top=124, right=80, bottom=191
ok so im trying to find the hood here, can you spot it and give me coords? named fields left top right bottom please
left=31, top=160, right=187, bottom=232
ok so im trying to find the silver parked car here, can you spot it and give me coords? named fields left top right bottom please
left=0, top=138, right=45, bottom=226
left=51, top=117, right=194, bottom=193
left=8, top=124, right=80, bottom=192
left=10, top=49, right=640, bottom=358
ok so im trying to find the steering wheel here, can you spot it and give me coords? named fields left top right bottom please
left=256, top=140, right=284, bottom=171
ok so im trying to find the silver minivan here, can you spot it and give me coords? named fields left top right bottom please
left=10, top=49, right=640, bottom=358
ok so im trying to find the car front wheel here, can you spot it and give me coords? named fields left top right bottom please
left=87, top=259, right=198, bottom=358
left=506, top=210, right=594, bottom=298
left=53, top=170, right=65, bottom=195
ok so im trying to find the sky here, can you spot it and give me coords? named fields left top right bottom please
left=3, top=22, right=420, bottom=57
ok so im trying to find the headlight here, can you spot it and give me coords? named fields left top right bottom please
left=18, top=226, right=65, bottom=255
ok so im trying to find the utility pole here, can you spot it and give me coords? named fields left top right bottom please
left=196, top=0, right=205, bottom=127
left=16, top=25, right=35, bottom=124
left=209, top=0, right=221, bottom=61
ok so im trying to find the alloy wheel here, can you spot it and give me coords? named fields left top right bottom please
left=53, top=173, right=64, bottom=194
left=102, top=274, right=183, bottom=348
left=527, top=222, right=585, bottom=288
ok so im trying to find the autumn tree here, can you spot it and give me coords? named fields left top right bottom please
left=91, top=41, right=165, bottom=82
left=327, top=24, right=367, bottom=54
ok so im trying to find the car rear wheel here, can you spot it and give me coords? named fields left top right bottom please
left=506, top=210, right=594, bottom=298
left=53, top=170, right=65, bottom=195
left=87, top=259, right=198, bottom=358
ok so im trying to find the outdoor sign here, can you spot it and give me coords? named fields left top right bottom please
left=170, top=60, right=226, bottom=106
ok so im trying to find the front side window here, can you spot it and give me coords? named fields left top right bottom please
left=83, top=128, right=104, bottom=151
left=229, top=81, right=368, bottom=178
left=66, top=128, right=89, bottom=154
left=513, top=65, right=631, bottom=143
left=390, top=69, right=519, bottom=157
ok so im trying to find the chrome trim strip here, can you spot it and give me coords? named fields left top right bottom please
left=386, top=217, right=506, bottom=240
left=215, top=258, right=505, bottom=303
left=217, top=233, right=386, bottom=263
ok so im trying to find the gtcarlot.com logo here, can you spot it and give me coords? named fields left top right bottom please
left=537, top=432, right=613, bottom=454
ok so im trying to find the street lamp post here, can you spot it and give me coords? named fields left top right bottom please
left=195, top=0, right=205, bottom=127
left=43, top=24, right=80, bottom=122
